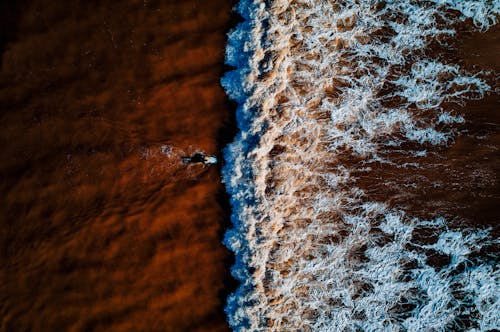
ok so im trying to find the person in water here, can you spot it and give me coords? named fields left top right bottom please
left=182, top=153, right=217, bottom=166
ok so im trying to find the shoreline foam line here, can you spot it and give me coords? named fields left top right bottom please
left=222, top=1, right=499, bottom=331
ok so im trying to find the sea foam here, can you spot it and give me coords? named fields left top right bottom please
left=222, top=0, right=499, bottom=330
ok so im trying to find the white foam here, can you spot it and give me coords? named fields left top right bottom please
left=222, top=0, right=499, bottom=330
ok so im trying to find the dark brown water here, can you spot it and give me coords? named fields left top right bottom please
left=0, top=1, right=235, bottom=331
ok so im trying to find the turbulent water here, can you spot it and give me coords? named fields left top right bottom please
left=221, top=0, right=499, bottom=331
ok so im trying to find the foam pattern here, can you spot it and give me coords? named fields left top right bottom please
left=221, top=0, right=500, bottom=330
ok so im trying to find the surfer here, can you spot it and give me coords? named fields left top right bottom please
left=182, top=153, right=217, bottom=166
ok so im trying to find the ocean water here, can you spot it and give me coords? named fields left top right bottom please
left=0, top=1, right=234, bottom=330
left=221, top=1, right=499, bottom=331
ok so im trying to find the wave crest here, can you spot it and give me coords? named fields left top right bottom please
left=222, top=0, right=499, bottom=330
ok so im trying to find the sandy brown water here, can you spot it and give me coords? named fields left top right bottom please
left=353, top=25, right=500, bottom=232
left=0, top=1, right=235, bottom=331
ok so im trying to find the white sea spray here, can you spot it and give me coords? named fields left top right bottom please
left=222, top=0, right=500, bottom=330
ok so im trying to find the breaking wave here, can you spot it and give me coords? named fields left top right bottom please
left=221, top=0, right=500, bottom=331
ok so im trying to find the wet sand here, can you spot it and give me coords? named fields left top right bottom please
left=1, top=1, right=235, bottom=331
